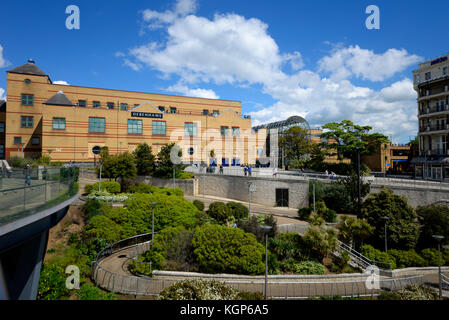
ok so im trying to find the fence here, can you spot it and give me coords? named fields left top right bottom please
left=0, top=167, right=79, bottom=227
left=91, top=234, right=424, bottom=299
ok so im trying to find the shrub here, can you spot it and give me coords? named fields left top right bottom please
left=388, top=249, right=426, bottom=268
left=293, top=261, right=327, bottom=275
left=237, top=215, right=278, bottom=242
left=177, top=171, right=194, bottom=179
left=269, top=233, right=303, bottom=262
left=417, top=204, right=449, bottom=249
left=298, top=207, right=312, bottom=221
left=7, top=156, right=33, bottom=168
left=192, top=200, right=205, bottom=212
left=301, top=226, right=338, bottom=262
left=133, top=143, right=156, bottom=176
left=192, top=224, right=265, bottom=275
left=378, top=284, right=439, bottom=300
left=322, top=183, right=353, bottom=214
left=84, top=181, right=121, bottom=194
left=226, top=202, right=249, bottom=220
left=207, top=202, right=232, bottom=224
left=83, top=215, right=123, bottom=243
left=361, top=245, right=396, bottom=269
left=159, top=280, right=240, bottom=300
left=322, top=209, right=337, bottom=224
left=420, top=248, right=439, bottom=267
left=37, top=264, right=71, bottom=300
left=77, top=284, right=116, bottom=300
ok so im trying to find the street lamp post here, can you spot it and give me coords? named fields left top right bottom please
left=98, top=160, right=103, bottom=192
left=381, top=216, right=390, bottom=252
left=248, top=181, right=256, bottom=217
left=150, top=202, right=159, bottom=244
left=356, top=147, right=362, bottom=217
left=260, top=225, right=273, bottom=300
left=432, top=235, right=445, bottom=298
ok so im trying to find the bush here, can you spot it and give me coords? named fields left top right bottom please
left=322, top=209, right=337, bottom=224
left=207, top=202, right=232, bottom=224
left=193, top=200, right=205, bottom=212
left=378, top=284, right=439, bottom=300
left=176, top=171, right=194, bottom=179
left=37, top=264, right=71, bottom=300
left=293, top=261, right=326, bottom=275
left=361, top=245, right=396, bottom=269
left=77, top=284, right=116, bottom=300
left=159, top=280, right=240, bottom=300
left=226, top=202, right=249, bottom=220
left=417, top=204, right=449, bottom=249
left=301, top=226, right=338, bottom=262
left=128, top=184, right=185, bottom=198
left=84, top=181, right=121, bottom=194
left=420, top=248, right=439, bottom=267
left=237, top=215, right=278, bottom=242
left=298, top=207, right=312, bottom=221
left=322, top=183, right=353, bottom=214
left=7, top=156, right=33, bottom=168
left=388, top=249, right=426, bottom=268
left=192, top=224, right=265, bottom=275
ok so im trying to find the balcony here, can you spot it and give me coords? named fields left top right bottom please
left=419, top=104, right=449, bottom=117
left=419, top=124, right=449, bottom=133
left=422, top=148, right=449, bottom=157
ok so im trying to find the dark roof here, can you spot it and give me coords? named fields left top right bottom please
left=7, top=59, right=47, bottom=77
left=43, top=91, right=75, bottom=106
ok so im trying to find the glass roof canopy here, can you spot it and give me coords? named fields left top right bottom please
left=252, top=116, right=311, bottom=134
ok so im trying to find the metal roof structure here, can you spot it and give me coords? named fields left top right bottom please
left=43, top=91, right=75, bottom=106
left=252, top=115, right=311, bottom=132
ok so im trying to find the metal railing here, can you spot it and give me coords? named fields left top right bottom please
left=335, top=240, right=392, bottom=270
left=442, top=273, right=449, bottom=290
left=0, top=167, right=79, bottom=227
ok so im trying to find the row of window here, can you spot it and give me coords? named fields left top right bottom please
left=13, top=136, right=40, bottom=145
left=16, top=116, right=242, bottom=137
left=20, top=94, right=224, bottom=116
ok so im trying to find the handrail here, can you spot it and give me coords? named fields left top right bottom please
left=335, top=239, right=392, bottom=270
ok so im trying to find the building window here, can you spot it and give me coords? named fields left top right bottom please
left=93, top=101, right=101, bottom=108
left=78, top=100, right=87, bottom=107
left=152, top=121, right=166, bottom=135
left=120, top=103, right=128, bottom=111
left=0, top=122, right=4, bottom=133
left=415, top=74, right=420, bottom=84
left=185, top=123, right=197, bottom=137
left=188, top=147, right=195, bottom=156
left=170, top=107, right=177, bottom=114
left=0, top=145, right=4, bottom=159
left=444, top=67, right=448, bottom=76
left=32, top=137, right=40, bottom=145
left=21, top=116, right=34, bottom=128
left=158, top=106, right=165, bottom=113
left=53, top=118, right=66, bottom=130
left=107, top=102, right=115, bottom=110
left=203, top=110, right=209, bottom=116
left=134, top=104, right=140, bottom=109
left=14, top=137, right=22, bottom=145
left=232, top=127, right=240, bottom=137
left=221, top=126, right=229, bottom=136
left=21, top=94, right=34, bottom=106
left=89, top=117, right=106, bottom=133
left=128, top=119, right=143, bottom=134
left=425, top=72, right=431, bottom=81
left=213, top=110, right=219, bottom=117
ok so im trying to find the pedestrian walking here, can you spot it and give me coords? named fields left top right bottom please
left=273, top=167, right=278, bottom=178
left=248, top=166, right=252, bottom=176
left=23, top=164, right=31, bottom=186
left=219, top=164, right=224, bottom=174
left=244, top=166, right=248, bottom=176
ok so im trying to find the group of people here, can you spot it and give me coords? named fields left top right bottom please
left=324, top=170, right=337, bottom=180
left=243, top=165, right=253, bottom=176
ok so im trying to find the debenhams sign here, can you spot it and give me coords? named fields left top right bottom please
left=131, top=112, right=163, bottom=119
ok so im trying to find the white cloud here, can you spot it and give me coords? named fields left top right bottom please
left=53, top=80, right=69, bottom=86
left=0, top=45, right=10, bottom=68
left=0, top=88, right=5, bottom=100
left=166, top=83, right=219, bottom=99
left=120, top=0, right=422, bottom=142
left=318, top=45, right=422, bottom=82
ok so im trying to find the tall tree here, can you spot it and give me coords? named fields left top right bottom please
left=320, top=120, right=389, bottom=165
left=278, top=126, right=312, bottom=168
left=133, top=143, right=156, bottom=176
left=155, top=143, right=187, bottom=178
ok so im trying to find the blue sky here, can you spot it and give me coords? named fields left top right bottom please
left=1, top=0, right=448, bottom=143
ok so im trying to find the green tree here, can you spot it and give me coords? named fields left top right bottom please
left=207, top=202, right=232, bottom=224
left=192, top=224, right=265, bottom=275
left=337, top=173, right=371, bottom=214
left=301, top=225, right=338, bottom=262
left=416, top=204, right=449, bottom=249
left=279, top=126, right=312, bottom=168
left=320, top=120, right=389, bottom=166
left=133, top=143, right=156, bottom=176
left=155, top=143, right=187, bottom=179
left=361, top=187, right=419, bottom=250
left=337, top=215, right=374, bottom=249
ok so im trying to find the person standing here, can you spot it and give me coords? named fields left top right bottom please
left=244, top=166, right=248, bottom=176
left=219, top=164, right=224, bottom=174
left=273, top=167, right=278, bottom=178
left=23, top=164, right=32, bottom=186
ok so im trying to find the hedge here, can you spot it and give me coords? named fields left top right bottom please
left=84, top=181, right=121, bottom=194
